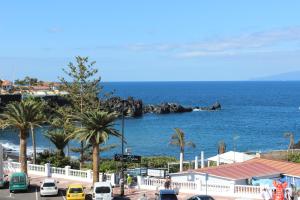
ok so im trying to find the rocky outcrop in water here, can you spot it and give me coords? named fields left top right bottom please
left=102, top=96, right=144, bottom=117
left=103, top=97, right=221, bottom=117
left=194, top=101, right=221, bottom=111
left=144, top=103, right=193, bottom=114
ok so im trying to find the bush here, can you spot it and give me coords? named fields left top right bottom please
left=141, top=156, right=177, bottom=168
left=36, top=150, right=80, bottom=169
left=288, top=152, right=300, bottom=163
left=83, top=156, right=178, bottom=173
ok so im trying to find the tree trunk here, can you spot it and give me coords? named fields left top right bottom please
left=80, top=142, right=84, bottom=169
left=179, top=151, right=184, bottom=172
left=20, top=130, right=28, bottom=174
left=58, top=149, right=65, bottom=157
left=67, top=143, right=70, bottom=157
left=92, top=143, right=99, bottom=183
left=30, top=125, right=36, bottom=164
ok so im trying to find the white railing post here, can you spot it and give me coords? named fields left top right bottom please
left=230, top=184, right=235, bottom=195
left=86, top=169, right=92, bottom=181
left=137, top=176, right=142, bottom=189
left=65, top=166, right=71, bottom=177
left=44, top=163, right=51, bottom=177
left=196, top=180, right=202, bottom=192
left=110, top=173, right=116, bottom=186
left=195, top=156, right=198, bottom=169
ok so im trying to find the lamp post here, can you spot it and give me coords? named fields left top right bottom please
left=233, top=135, right=240, bottom=163
left=120, top=99, right=125, bottom=196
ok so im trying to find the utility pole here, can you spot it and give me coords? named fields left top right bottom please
left=120, top=99, right=125, bottom=196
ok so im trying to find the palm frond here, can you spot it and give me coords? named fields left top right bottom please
left=68, top=110, right=121, bottom=146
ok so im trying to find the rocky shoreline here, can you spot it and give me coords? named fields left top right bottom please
left=103, top=96, right=221, bottom=117
left=0, top=94, right=221, bottom=117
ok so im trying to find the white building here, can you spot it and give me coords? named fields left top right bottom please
left=207, top=151, right=255, bottom=165
left=170, top=158, right=281, bottom=185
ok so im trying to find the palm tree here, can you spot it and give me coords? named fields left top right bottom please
left=218, top=140, right=226, bottom=154
left=68, top=110, right=121, bottom=183
left=44, top=129, right=70, bottom=157
left=169, top=128, right=196, bottom=172
left=0, top=100, right=43, bottom=174
left=48, top=107, right=75, bottom=157
left=73, top=143, right=118, bottom=162
left=26, top=98, right=45, bottom=164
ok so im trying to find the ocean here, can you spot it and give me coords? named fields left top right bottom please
left=1, top=81, right=300, bottom=160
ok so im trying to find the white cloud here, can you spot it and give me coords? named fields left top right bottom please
left=125, top=26, right=300, bottom=57
left=178, top=51, right=237, bottom=58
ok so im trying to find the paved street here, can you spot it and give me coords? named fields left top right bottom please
left=0, top=175, right=238, bottom=200
left=0, top=184, right=67, bottom=200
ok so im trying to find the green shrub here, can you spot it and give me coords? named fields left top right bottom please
left=288, top=152, right=300, bottom=163
left=36, top=150, right=80, bottom=169
left=141, top=156, right=177, bottom=168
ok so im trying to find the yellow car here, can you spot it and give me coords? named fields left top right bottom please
left=66, top=184, right=86, bottom=200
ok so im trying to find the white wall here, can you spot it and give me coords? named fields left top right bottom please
left=170, top=172, right=235, bottom=185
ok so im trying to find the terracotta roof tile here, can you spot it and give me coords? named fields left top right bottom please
left=246, top=158, right=300, bottom=177
left=194, top=160, right=281, bottom=180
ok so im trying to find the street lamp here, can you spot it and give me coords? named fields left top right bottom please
left=233, top=134, right=240, bottom=163
left=120, top=99, right=125, bottom=196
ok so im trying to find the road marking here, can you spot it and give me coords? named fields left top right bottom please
left=36, top=187, right=38, bottom=200
left=60, top=190, right=66, bottom=200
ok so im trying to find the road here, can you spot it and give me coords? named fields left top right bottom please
left=0, top=183, right=72, bottom=200
left=0, top=184, right=236, bottom=200
left=0, top=175, right=236, bottom=200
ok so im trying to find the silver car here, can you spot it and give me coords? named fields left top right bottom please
left=40, top=179, right=59, bottom=197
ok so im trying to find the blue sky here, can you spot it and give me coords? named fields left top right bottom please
left=1, top=1, right=300, bottom=81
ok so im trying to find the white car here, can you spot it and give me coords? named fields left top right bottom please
left=40, top=179, right=59, bottom=197
left=92, top=182, right=113, bottom=200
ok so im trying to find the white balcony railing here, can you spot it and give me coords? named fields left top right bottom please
left=139, top=177, right=262, bottom=199
left=3, top=161, right=115, bottom=185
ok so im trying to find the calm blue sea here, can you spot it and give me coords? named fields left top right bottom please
left=1, top=81, right=300, bottom=160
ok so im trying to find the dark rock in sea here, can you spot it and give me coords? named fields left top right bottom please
left=101, top=97, right=220, bottom=117
left=144, top=103, right=193, bottom=114
left=210, top=101, right=221, bottom=110
left=103, top=96, right=144, bottom=117
left=194, top=101, right=221, bottom=111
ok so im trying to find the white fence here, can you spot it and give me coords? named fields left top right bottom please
left=2, top=160, right=265, bottom=198
left=3, top=160, right=115, bottom=185
left=138, top=177, right=262, bottom=199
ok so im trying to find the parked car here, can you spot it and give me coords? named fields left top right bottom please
left=0, top=174, right=9, bottom=188
left=187, top=195, right=215, bottom=200
left=66, top=184, right=85, bottom=200
left=9, top=172, right=30, bottom=193
left=40, top=179, right=59, bottom=197
left=92, top=182, right=113, bottom=200
left=155, top=189, right=178, bottom=200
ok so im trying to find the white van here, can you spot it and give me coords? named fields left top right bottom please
left=92, top=182, right=113, bottom=200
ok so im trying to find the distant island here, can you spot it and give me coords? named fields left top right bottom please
left=251, top=71, right=300, bottom=81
